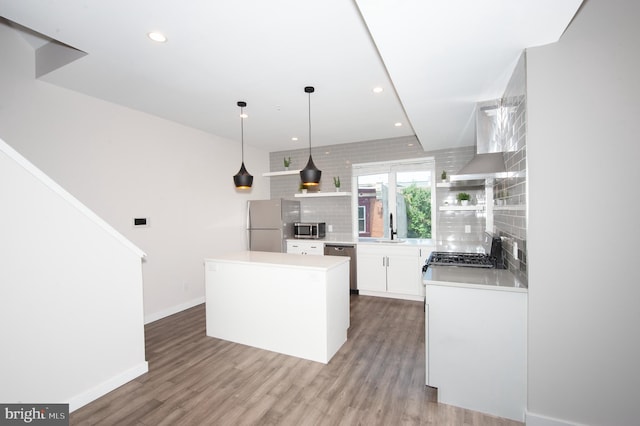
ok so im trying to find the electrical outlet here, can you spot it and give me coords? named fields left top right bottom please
left=465, top=225, right=471, bottom=233
left=328, top=224, right=333, bottom=232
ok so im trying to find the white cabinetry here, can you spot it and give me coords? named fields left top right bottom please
left=425, top=283, right=527, bottom=421
left=386, top=254, right=422, bottom=295
left=356, top=244, right=423, bottom=300
left=356, top=249, right=387, bottom=292
left=286, top=240, right=324, bottom=255
left=204, top=252, right=349, bottom=364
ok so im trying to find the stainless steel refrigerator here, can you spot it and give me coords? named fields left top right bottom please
left=247, top=199, right=301, bottom=252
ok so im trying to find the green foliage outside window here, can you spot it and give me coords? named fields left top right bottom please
left=402, top=184, right=431, bottom=239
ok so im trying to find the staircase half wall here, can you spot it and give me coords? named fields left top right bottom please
left=0, top=137, right=148, bottom=412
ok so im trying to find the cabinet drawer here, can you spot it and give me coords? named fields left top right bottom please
left=287, top=241, right=324, bottom=255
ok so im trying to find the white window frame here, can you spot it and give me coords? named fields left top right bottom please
left=351, top=157, right=436, bottom=242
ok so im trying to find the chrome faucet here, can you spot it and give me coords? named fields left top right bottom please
left=390, top=213, right=398, bottom=240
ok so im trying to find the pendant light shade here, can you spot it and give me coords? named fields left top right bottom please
left=233, top=101, right=253, bottom=189
left=300, top=86, right=321, bottom=186
left=233, top=162, right=253, bottom=189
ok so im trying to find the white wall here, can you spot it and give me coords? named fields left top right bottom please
left=0, top=138, right=147, bottom=410
left=527, top=1, right=640, bottom=425
left=0, top=22, right=270, bottom=322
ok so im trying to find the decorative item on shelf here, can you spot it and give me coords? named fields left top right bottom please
left=333, top=176, right=341, bottom=191
left=300, top=86, right=321, bottom=186
left=284, top=156, right=291, bottom=170
left=457, top=192, right=471, bottom=206
left=233, top=101, right=253, bottom=189
left=441, top=170, right=447, bottom=182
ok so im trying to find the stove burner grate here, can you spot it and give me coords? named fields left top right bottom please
left=424, top=251, right=496, bottom=271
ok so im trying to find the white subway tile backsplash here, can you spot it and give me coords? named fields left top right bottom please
left=493, top=52, right=528, bottom=285
left=271, top=137, right=482, bottom=241
left=270, top=136, right=429, bottom=234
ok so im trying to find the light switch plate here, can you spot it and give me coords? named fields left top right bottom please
left=133, top=217, right=149, bottom=227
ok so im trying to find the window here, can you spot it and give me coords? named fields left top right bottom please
left=358, top=206, right=367, bottom=233
left=352, top=157, right=435, bottom=242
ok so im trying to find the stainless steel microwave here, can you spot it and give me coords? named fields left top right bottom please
left=294, top=222, right=326, bottom=239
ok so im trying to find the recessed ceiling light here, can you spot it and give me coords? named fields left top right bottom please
left=291, top=137, right=298, bottom=141
left=373, top=87, right=383, bottom=93
left=147, top=32, right=167, bottom=43
left=394, top=122, right=403, bottom=127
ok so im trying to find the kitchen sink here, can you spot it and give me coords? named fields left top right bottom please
left=374, top=238, right=406, bottom=244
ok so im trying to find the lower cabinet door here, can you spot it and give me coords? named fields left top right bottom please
left=386, top=254, right=421, bottom=295
left=356, top=252, right=387, bottom=291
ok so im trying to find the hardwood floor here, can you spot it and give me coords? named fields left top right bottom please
left=70, top=295, right=523, bottom=425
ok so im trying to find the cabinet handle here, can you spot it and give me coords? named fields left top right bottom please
left=387, top=256, right=390, bottom=267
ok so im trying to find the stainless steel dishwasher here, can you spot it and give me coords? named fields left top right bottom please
left=324, top=243, right=357, bottom=294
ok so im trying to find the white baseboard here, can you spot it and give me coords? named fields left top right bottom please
left=358, top=290, right=424, bottom=302
left=526, top=410, right=586, bottom=426
left=144, top=296, right=205, bottom=324
left=68, top=361, right=149, bottom=412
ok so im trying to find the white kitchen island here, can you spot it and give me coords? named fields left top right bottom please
left=204, top=251, right=350, bottom=364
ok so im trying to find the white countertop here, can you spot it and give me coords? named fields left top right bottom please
left=423, top=265, right=528, bottom=293
left=205, top=250, right=349, bottom=270
left=287, top=235, right=435, bottom=247
left=286, top=236, right=488, bottom=251
left=286, top=234, right=356, bottom=245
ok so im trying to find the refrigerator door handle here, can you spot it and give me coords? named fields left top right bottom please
left=246, top=201, right=252, bottom=230
left=246, top=201, right=251, bottom=250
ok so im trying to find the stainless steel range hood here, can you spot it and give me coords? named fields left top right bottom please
left=450, top=99, right=511, bottom=182
left=451, top=152, right=508, bottom=181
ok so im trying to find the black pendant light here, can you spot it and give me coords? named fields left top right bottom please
left=300, top=86, right=321, bottom=186
left=233, top=101, right=253, bottom=189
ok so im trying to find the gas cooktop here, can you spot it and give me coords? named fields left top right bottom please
left=422, top=232, right=505, bottom=272
left=425, top=251, right=496, bottom=269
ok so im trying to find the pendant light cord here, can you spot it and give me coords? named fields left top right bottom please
left=240, top=105, right=245, bottom=162
left=308, top=91, right=312, bottom=156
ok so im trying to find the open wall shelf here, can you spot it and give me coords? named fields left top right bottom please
left=263, top=170, right=301, bottom=177
left=294, top=192, right=351, bottom=198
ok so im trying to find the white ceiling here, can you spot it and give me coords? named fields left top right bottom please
left=0, top=0, right=583, bottom=153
